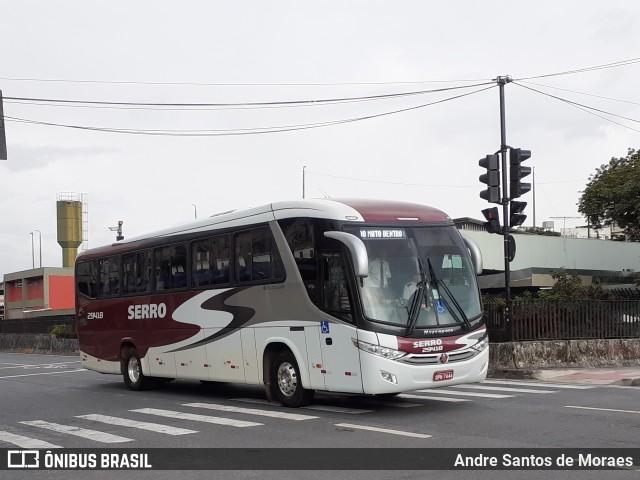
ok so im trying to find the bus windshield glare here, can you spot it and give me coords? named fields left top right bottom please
left=347, top=226, right=482, bottom=329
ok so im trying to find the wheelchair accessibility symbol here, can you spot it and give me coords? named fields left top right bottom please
left=320, top=321, right=330, bottom=334
left=435, top=300, right=447, bottom=314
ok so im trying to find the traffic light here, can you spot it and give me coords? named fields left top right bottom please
left=479, top=154, right=500, bottom=203
left=481, top=207, right=502, bottom=234
left=509, top=148, right=531, bottom=199
left=510, top=200, right=527, bottom=227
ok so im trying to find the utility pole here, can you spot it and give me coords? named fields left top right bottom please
left=302, top=166, right=306, bottom=199
left=497, top=76, right=512, bottom=322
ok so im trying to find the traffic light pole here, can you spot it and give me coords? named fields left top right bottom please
left=497, top=76, right=512, bottom=323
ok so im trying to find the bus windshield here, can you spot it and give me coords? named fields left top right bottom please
left=347, top=225, right=482, bottom=330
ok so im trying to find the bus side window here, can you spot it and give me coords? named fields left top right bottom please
left=98, top=256, right=120, bottom=297
left=76, top=260, right=98, bottom=298
left=321, top=252, right=353, bottom=321
left=192, top=235, right=230, bottom=287
left=279, top=218, right=319, bottom=304
left=234, top=227, right=284, bottom=284
left=154, top=244, right=188, bottom=290
left=122, top=250, right=151, bottom=294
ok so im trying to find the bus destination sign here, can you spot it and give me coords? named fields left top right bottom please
left=359, top=228, right=406, bottom=239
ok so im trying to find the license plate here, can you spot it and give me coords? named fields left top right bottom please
left=434, top=370, right=454, bottom=382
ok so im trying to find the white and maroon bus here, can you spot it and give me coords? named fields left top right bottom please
left=75, top=199, right=488, bottom=407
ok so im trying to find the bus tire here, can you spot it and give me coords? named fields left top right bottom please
left=270, top=350, right=314, bottom=408
left=123, top=348, right=151, bottom=391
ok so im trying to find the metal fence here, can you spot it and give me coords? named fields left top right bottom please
left=0, top=316, right=77, bottom=336
left=486, top=300, right=640, bottom=342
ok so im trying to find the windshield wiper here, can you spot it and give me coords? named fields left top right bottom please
left=405, top=279, right=426, bottom=336
left=427, top=258, right=471, bottom=330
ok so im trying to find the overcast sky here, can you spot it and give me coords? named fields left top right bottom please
left=1, top=1, right=639, bottom=278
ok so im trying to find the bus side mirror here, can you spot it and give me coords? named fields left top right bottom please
left=324, top=231, right=369, bottom=277
left=461, top=234, right=483, bottom=275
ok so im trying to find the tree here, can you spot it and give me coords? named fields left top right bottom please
left=578, top=148, right=640, bottom=241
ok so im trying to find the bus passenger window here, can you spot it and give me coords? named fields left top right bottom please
left=122, top=250, right=151, bottom=294
left=98, top=256, right=120, bottom=297
left=154, top=244, right=188, bottom=290
left=192, top=235, right=230, bottom=287
left=234, top=228, right=284, bottom=284
left=76, top=260, right=98, bottom=298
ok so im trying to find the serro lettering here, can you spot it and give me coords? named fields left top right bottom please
left=127, top=303, right=167, bottom=320
left=413, top=338, right=443, bottom=349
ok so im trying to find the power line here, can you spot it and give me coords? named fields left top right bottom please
left=518, top=81, right=640, bottom=107
left=514, top=57, right=640, bottom=81
left=513, top=82, right=640, bottom=133
left=0, top=76, right=493, bottom=87
left=3, top=82, right=493, bottom=110
left=3, top=84, right=496, bottom=136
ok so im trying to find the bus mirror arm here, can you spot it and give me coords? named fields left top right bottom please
left=324, top=231, right=369, bottom=277
left=461, top=234, right=483, bottom=275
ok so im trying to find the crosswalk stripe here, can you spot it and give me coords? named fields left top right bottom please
left=335, top=423, right=431, bottom=439
left=130, top=408, right=263, bottom=427
left=231, top=398, right=374, bottom=414
left=0, top=430, right=62, bottom=448
left=483, top=379, right=594, bottom=390
left=417, top=389, right=513, bottom=399
left=398, top=393, right=469, bottom=403
left=183, top=402, right=318, bottom=421
left=19, top=420, right=133, bottom=443
left=76, top=414, right=197, bottom=435
left=455, top=384, right=554, bottom=394
left=369, top=400, right=422, bottom=408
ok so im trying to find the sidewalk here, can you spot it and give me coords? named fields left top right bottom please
left=489, top=366, right=640, bottom=386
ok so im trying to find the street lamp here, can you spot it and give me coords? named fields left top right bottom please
left=30, top=232, right=34, bottom=268
left=34, top=229, right=42, bottom=268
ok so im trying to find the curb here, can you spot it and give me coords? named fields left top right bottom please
left=487, top=368, right=535, bottom=380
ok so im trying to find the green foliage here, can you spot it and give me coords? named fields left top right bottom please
left=517, top=227, right=561, bottom=237
left=578, top=148, right=640, bottom=241
left=50, top=325, right=77, bottom=339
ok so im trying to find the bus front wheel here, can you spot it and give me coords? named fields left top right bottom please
left=270, top=350, right=314, bottom=408
left=123, top=348, right=151, bottom=391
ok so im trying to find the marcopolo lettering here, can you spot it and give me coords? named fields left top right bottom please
left=127, top=303, right=167, bottom=320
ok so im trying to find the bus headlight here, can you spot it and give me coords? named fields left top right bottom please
left=471, top=334, right=489, bottom=353
left=352, top=338, right=406, bottom=360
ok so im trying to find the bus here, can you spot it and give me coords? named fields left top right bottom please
left=75, top=198, right=488, bottom=407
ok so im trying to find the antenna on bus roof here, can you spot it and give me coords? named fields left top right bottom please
left=209, top=209, right=237, bottom=218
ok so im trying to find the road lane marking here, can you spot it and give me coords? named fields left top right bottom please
left=76, top=414, right=198, bottom=435
left=130, top=408, right=263, bottom=427
left=417, top=389, right=513, bottom=399
left=0, top=430, right=62, bottom=448
left=0, top=369, right=86, bottom=379
left=455, top=384, right=554, bottom=394
left=565, top=405, right=640, bottom=415
left=0, top=361, right=81, bottom=370
left=183, top=402, right=318, bottom=421
left=483, top=379, right=593, bottom=389
left=335, top=423, right=431, bottom=439
left=398, top=393, right=469, bottom=402
left=232, top=398, right=374, bottom=414
left=19, top=420, right=133, bottom=443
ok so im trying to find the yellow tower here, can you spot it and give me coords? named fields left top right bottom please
left=56, top=194, right=84, bottom=267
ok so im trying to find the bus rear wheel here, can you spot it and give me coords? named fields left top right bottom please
left=123, top=348, right=152, bottom=391
left=270, top=350, right=314, bottom=408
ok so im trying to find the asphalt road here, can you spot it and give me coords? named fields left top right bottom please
left=0, top=352, right=639, bottom=480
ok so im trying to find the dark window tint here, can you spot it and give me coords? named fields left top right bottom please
left=279, top=218, right=318, bottom=303
left=234, top=227, right=284, bottom=283
left=192, top=235, right=230, bottom=287
left=76, top=260, right=98, bottom=298
left=122, top=250, right=152, bottom=294
left=321, top=252, right=353, bottom=321
left=154, top=244, right=188, bottom=290
left=98, top=256, right=120, bottom=297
